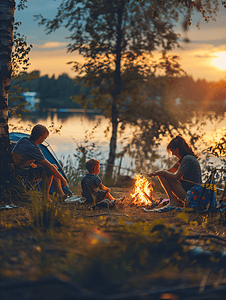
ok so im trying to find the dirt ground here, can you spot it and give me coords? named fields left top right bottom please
left=1, top=185, right=226, bottom=299
left=68, top=185, right=226, bottom=260
left=109, top=186, right=226, bottom=237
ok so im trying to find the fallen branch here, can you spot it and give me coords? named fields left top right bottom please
left=43, top=246, right=88, bottom=256
left=185, top=234, right=226, bottom=245
left=82, top=213, right=111, bottom=218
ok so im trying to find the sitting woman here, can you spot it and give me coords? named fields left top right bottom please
left=148, top=135, right=202, bottom=212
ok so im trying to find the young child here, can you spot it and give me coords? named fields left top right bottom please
left=81, top=159, right=115, bottom=204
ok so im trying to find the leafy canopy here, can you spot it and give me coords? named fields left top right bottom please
left=34, top=0, right=189, bottom=168
left=35, top=0, right=184, bottom=116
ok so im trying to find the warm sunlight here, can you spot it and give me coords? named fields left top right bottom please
left=211, top=52, right=226, bottom=70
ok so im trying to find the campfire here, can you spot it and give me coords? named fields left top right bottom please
left=130, top=174, right=154, bottom=206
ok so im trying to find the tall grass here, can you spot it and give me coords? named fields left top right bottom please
left=31, top=191, right=71, bottom=229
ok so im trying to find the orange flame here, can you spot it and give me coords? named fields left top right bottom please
left=131, top=174, right=153, bottom=206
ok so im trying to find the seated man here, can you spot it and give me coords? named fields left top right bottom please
left=11, top=124, right=67, bottom=201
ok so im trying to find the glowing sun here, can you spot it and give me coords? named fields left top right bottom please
left=211, top=52, right=226, bottom=70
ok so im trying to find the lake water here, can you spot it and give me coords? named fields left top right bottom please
left=9, top=111, right=137, bottom=174
left=9, top=110, right=226, bottom=174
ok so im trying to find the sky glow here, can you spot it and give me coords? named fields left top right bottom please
left=15, top=0, right=226, bottom=81
left=211, top=52, right=226, bottom=70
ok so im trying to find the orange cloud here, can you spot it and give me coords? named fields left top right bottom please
left=28, top=49, right=83, bottom=78
left=172, top=42, right=226, bottom=81
left=27, top=41, right=226, bottom=81
left=36, top=42, right=68, bottom=48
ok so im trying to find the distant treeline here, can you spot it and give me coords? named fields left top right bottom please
left=168, top=76, right=226, bottom=115
left=9, top=71, right=91, bottom=109
left=9, top=71, right=226, bottom=112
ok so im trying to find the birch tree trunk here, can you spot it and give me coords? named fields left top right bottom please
left=105, top=1, right=124, bottom=180
left=0, top=0, right=15, bottom=187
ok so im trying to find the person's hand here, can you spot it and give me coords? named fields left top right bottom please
left=31, top=163, right=37, bottom=168
left=62, top=177, right=67, bottom=187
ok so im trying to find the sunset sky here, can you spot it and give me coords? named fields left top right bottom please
left=15, top=0, right=226, bottom=82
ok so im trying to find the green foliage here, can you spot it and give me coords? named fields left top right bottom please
left=33, top=0, right=223, bottom=173
left=202, top=215, right=209, bottom=228
left=217, top=209, right=226, bottom=226
left=12, top=22, right=33, bottom=77
left=35, top=0, right=187, bottom=168
left=0, top=178, right=28, bottom=206
left=68, top=219, right=188, bottom=287
left=207, top=131, right=226, bottom=158
left=201, top=125, right=226, bottom=186
left=62, top=156, right=86, bottom=187
left=4, top=12, right=34, bottom=120
left=17, top=0, right=28, bottom=10
left=177, top=211, right=189, bottom=223
left=0, top=193, right=225, bottom=289
left=9, top=19, right=34, bottom=116
left=60, top=123, right=105, bottom=186
left=142, top=0, right=220, bottom=30
left=31, top=192, right=71, bottom=229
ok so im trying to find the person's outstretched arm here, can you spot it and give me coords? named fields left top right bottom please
left=149, top=170, right=184, bottom=181
left=148, top=161, right=180, bottom=178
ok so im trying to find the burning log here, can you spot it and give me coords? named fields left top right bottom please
left=143, top=190, right=152, bottom=202
left=130, top=174, right=154, bottom=207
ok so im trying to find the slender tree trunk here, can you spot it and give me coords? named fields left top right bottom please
left=106, top=1, right=124, bottom=179
left=0, top=1, right=15, bottom=187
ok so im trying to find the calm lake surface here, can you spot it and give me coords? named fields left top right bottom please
left=9, top=110, right=226, bottom=173
left=9, top=111, right=136, bottom=172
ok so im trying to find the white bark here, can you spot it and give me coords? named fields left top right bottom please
left=0, top=1, right=15, bottom=137
left=0, top=0, right=15, bottom=183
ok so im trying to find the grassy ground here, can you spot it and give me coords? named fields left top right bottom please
left=1, top=184, right=226, bottom=299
